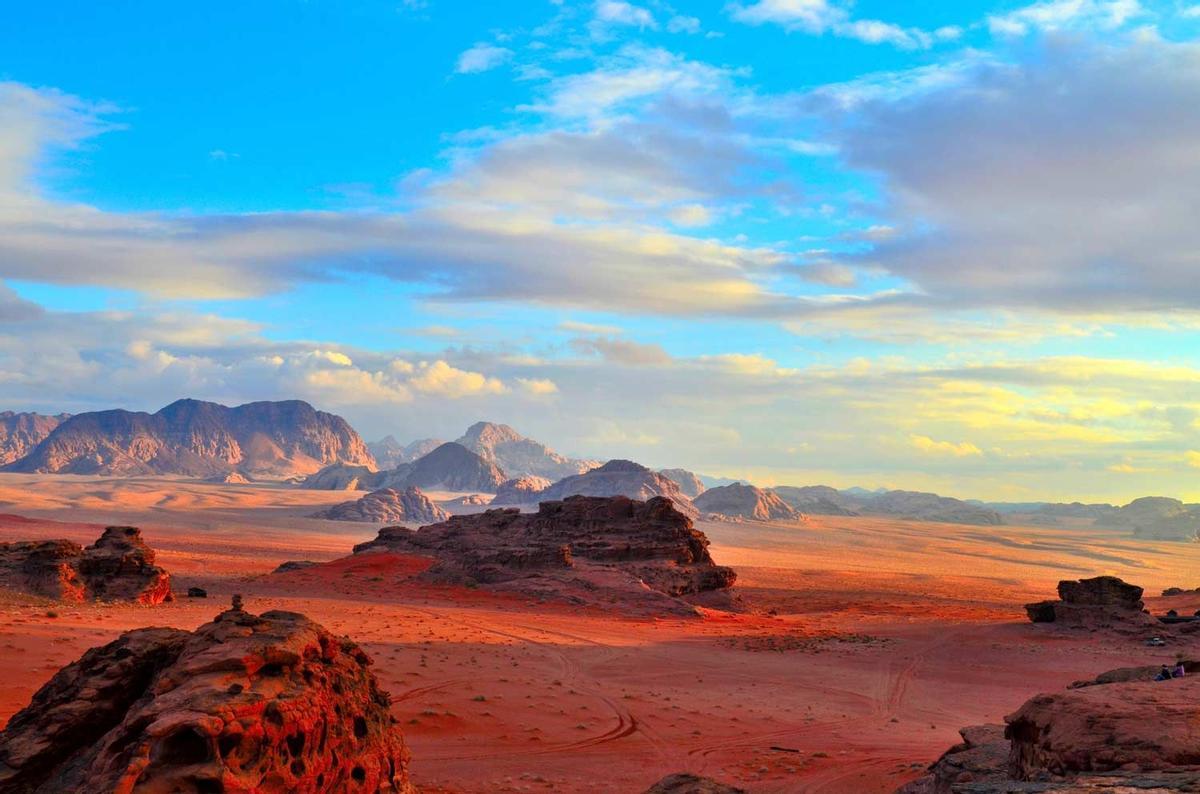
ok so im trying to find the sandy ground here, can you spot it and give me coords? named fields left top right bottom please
left=1, top=473, right=1199, bottom=793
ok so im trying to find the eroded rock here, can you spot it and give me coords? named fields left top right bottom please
left=0, top=526, right=172, bottom=604
left=644, top=772, right=747, bottom=793
left=1023, top=576, right=1155, bottom=631
left=353, top=494, right=736, bottom=613
left=0, top=608, right=413, bottom=793
left=310, top=486, right=450, bottom=524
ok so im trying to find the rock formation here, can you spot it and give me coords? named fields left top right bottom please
left=352, top=495, right=736, bottom=613
left=402, top=442, right=506, bottom=492
left=0, top=526, right=172, bottom=604
left=491, top=475, right=553, bottom=505
left=0, top=607, right=412, bottom=793
left=311, top=487, right=450, bottom=524
left=644, top=773, right=746, bottom=793
left=0, top=411, right=69, bottom=466
left=861, top=490, right=1003, bottom=526
left=539, top=460, right=698, bottom=518
left=901, top=675, right=1200, bottom=793
left=773, top=485, right=860, bottom=516
left=368, top=435, right=443, bottom=469
left=657, top=469, right=707, bottom=498
left=1101, top=496, right=1200, bottom=540
left=454, top=421, right=597, bottom=480
left=5, top=399, right=374, bottom=479
left=694, top=483, right=802, bottom=522
left=300, top=463, right=380, bottom=490
left=1024, top=576, right=1155, bottom=630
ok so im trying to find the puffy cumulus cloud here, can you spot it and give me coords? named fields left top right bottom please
left=517, top=377, right=560, bottom=395
left=828, top=35, right=1200, bottom=315
left=594, top=0, right=657, bottom=30
left=728, top=0, right=945, bottom=49
left=406, top=360, right=507, bottom=398
left=909, top=434, right=983, bottom=457
left=455, top=43, right=513, bottom=74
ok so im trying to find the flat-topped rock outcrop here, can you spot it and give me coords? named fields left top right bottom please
left=352, top=494, right=736, bottom=613
left=0, top=526, right=172, bottom=604
left=0, top=606, right=413, bottom=793
left=310, top=486, right=450, bottom=524
left=1024, top=575, right=1155, bottom=631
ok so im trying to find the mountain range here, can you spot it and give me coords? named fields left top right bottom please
left=451, top=421, right=597, bottom=480
left=0, top=411, right=71, bottom=465
left=2, top=399, right=374, bottom=479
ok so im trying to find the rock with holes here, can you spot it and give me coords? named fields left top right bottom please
left=0, top=607, right=413, bottom=793
left=0, top=526, right=172, bottom=604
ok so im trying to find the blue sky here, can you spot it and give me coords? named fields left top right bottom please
left=2, top=0, right=1200, bottom=501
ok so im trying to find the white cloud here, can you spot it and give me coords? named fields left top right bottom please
left=987, top=0, right=1145, bottom=36
left=594, top=0, right=657, bottom=29
left=910, top=434, right=984, bottom=457
left=667, top=15, right=701, bottom=34
left=728, top=0, right=940, bottom=49
left=455, top=43, right=513, bottom=74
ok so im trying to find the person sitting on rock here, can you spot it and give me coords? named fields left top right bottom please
left=1156, top=664, right=1174, bottom=681
left=1173, top=662, right=1186, bottom=678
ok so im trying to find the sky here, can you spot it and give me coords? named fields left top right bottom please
left=2, top=0, right=1200, bottom=502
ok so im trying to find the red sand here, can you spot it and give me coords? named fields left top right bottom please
left=1, top=474, right=1198, bottom=793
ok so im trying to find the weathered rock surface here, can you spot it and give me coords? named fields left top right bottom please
left=898, top=671, right=1200, bottom=793
left=694, top=483, right=802, bottom=522
left=352, top=495, right=736, bottom=612
left=0, top=607, right=412, bottom=793
left=368, top=435, right=442, bottom=469
left=1024, top=576, right=1155, bottom=630
left=311, top=487, right=450, bottom=524
left=299, top=463, right=382, bottom=491
left=644, top=772, right=746, bottom=793
left=539, top=460, right=698, bottom=518
left=658, top=469, right=707, bottom=498
left=6, top=399, right=374, bottom=479
left=896, top=724, right=1009, bottom=793
left=0, top=526, right=172, bottom=604
left=491, top=475, right=553, bottom=505
left=0, top=411, right=69, bottom=466
left=454, top=421, right=597, bottom=481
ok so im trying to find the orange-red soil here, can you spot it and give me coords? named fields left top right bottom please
left=1, top=474, right=1198, bottom=793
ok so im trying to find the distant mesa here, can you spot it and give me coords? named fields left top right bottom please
left=442, top=493, right=492, bottom=508
left=454, top=421, right=598, bottom=480
left=207, top=470, right=252, bottom=485
left=773, top=485, right=860, bottom=516
left=0, top=526, right=172, bottom=604
left=0, top=607, right=413, bottom=793
left=2, top=398, right=374, bottom=479
left=351, top=494, right=736, bottom=614
left=368, top=435, right=442, bottom=469
left=0, top=411, right=70, bottom=466
left=859, top=490, right=1002, bottom=525
left=537, top=459, right=699, bottom=518
left=491, top=475, right=553, bottom=505
left=694, top=483, right=802, bottom=522
left=1102, top=496, right=1200, bottom=541
left=310, top=486, right=450, bottom=524
left=1024, top=575, right=1157, bottom=631
left=300, top=463, right=378, bottom=491
left=658, top=468, right=707, bottom=498
left=900, top=665, right=1200, bottom=792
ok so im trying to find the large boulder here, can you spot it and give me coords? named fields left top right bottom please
left=0, top=526, right=172, bottom=604
left=353, top=494, right=736, bottom=612
left=310, top=486, right=450, bottom=524
left=895, top=724, right=1009, bottom=794
left=0, top=607, right=413, bottom=793
left=1024, top=576, right=1154, bottom=630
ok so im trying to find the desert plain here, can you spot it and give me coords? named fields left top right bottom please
left=1, top=473, right=1196, bottom=793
